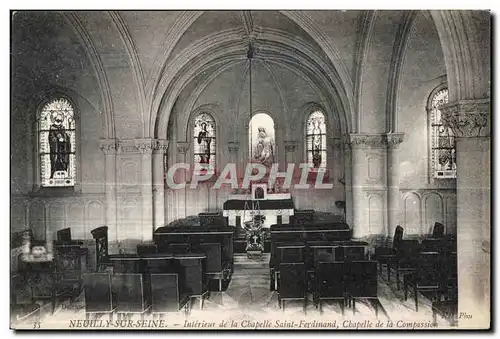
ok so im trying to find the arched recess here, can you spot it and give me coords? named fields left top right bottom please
left=389, top=10, right=490, bottom=135
left=423, top=192, right=444, bottom=234
left=108, top=11, right=147, bottom=137
left=385, top=10, right=418, bottom=133
left=279, top=10, right=355, bottom=122
left=151, top=22, right=354, bottom=141
left=27, top=86, right=87, bottom=193
left=248, top=112, right=276, bottom=164
left=63, top=12, right=116, bottom=139
left=430, top=10, right=490, bottom=102
left=403, top=192, right=422, bottom=235
left=299, top=102, right=341, bottom=173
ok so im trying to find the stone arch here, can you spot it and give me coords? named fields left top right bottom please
left=430, top=10, right=490, bottom=102
left=63, top=12, right=115, bottom=139
left=151, top=24, right=354, bottom=141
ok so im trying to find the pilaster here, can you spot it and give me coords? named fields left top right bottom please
left=441, top=98, right=491, bottom=328
left=100, top=138, right=119, bottom=244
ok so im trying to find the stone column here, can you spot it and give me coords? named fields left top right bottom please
left=284, top=140, right=297, bottom=164
left=100, top=139, right=119, bottom=244
left=347, top=134, right=386, bottom=239
left=347, top=134, right=367, bottom=239
left=136, top=139, right=155, bottom=242
left=386, top=133, right=404, bottom=241
left=176, top=142, right=189, bottom=219
left=152, top=139, right=169, bottom=230
left=228, top=141, right=240, bottom=174
left=441, top=99, right=490, bottom=328
left=343, top=142, right=353, bottom=226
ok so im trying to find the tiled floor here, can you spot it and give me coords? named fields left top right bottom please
left=12, top=254, right=455, bottom=329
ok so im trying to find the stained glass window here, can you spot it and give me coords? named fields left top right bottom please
left=39, top=98, right=76, bottom=187
left=430, top=88, right=456, bottom=178
left=306, top=110, right=327, bottom=170
left=193, top=113, right=216, bottom=174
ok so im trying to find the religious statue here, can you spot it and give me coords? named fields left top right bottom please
left=197, top=122, right=211, bottom=164
left=253, top=127, right=274, bottom=167
left=49, top=112, right=71, bottom=178
left=312, top=120, right=322, bottom=168
left=313, top=145, right=322, bottom=168
left=437, top=125, right=456, bottom=170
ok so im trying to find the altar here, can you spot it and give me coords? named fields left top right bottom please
left=222, top=184, right=295, bottom=254
left=222, top=187, right=295, bottom=228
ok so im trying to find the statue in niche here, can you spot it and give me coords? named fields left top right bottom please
left=49, top=112, right=71, bottom=178
left=197, top=122, right=211, bottom=164
left=253, top=127, right=274, bottom=167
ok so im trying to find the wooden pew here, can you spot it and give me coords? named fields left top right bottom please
left=153, top=226, right=234, bottom=282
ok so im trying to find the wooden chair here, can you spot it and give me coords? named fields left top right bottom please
left=278, top=262, right=307, bottom=314
left=150, top=273, right=190, bottom=316
left=10, top=273, right=40, bottom=327
left=345, top=260, right=382, bottom=317
left=404, top=252, right=442, bottom=311
left=174, top=254, right=207, bottom=310
left=54, top=245, right=84, bottom=302
left=83, top=273, right=116, bottom=320
left=273, top=242, right=306, bottom=291
left=90, top=226, right=113, bottom=272
left=388, top=239, right=421, bottom=290
left=198, top=243, right=225, bottom=291
left=432, top=222, right=445, bottom=238
left=113, top=273, right=151, bottom=320
left=314, top=262, right=345, bottom=315
left=56, top=228, right=84, bottom=246
left=374, top=225, right=404, bottom=275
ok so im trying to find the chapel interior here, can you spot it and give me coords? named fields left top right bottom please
left=10, top=10, right=491, bottom=329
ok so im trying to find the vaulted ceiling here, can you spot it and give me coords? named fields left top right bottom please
left=14, top=10, right=489, bottom=140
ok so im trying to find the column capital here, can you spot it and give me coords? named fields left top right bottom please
left=228, top=141, right=240, bottom=153
left=152, top=139, right=169, bottom=154
left=346, top=133, right=386, bottom=149
left=386, top=132, right=405, bottom=149
left=134, top=139, right=155, bottom=154
left=176, top=141, right=189, bottom=154
left=100, top=138, right=119, bottom=155
left=440, top=98, right=490, bottom=138
left=284, top=140, right=297, bottom=152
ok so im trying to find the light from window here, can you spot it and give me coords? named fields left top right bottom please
left=430, top=88, right=456, bottom=178
left=306, top=110, right=327, bottom=170
left=249, top=113, right=275, bottom=168
left=39, top=98, right=76, bottom=187
left=193, top=112, right=216, bottom=174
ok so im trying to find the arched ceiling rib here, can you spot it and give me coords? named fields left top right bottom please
left=151, top=27, right=353, bottom=139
